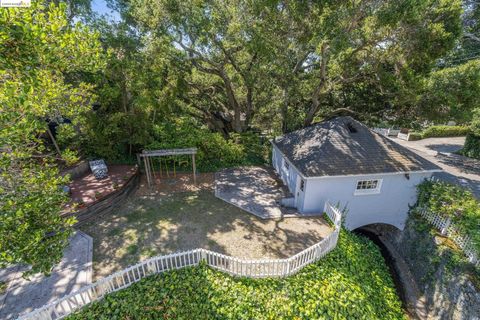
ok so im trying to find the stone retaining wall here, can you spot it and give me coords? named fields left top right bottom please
left=60, top=161, right=90, bottom=180
left=383, top=216, right=480, bottom=320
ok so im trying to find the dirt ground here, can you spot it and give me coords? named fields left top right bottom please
left=80, top=172, right=332, bottom=280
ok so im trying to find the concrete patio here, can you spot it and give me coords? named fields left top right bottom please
left=0, top=231, right=92, bottom=320
left=215, top=166, right=305, bottom=219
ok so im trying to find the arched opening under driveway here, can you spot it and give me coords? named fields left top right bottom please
left=352, top=223, right=423, bottom=318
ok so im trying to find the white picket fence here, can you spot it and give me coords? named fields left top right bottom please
left=417, top=207, right=479, bottom=267
left=18, top=202, right=342, bottom=320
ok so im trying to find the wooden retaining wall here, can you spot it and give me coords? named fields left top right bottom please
left=62, top=168, right=140, bottom=227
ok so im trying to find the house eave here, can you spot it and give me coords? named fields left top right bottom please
left=302, top=169, right=443, bottom=180
left=271, top=141, right=308, bottom=180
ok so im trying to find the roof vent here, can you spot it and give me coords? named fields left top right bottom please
left=346, top=122, right=357, bottom=133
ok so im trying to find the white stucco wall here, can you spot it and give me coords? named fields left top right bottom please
left=301, top=172, right=434, bottom=230
left=272, top=145, right=299, bottom=195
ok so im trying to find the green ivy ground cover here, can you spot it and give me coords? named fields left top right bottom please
left=417, top=180, right=480, bottom=254
left=66, top=231, right=406, bottom=320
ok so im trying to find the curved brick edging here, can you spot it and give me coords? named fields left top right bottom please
left=63, top=168, right=140, bottom=227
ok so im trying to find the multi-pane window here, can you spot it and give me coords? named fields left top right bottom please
left=354, top=179, right=382, bottom=195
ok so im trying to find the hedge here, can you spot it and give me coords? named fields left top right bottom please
left=461, top=133, right=480, bottom=159
left=66, top=231, right=406, bottom=320
left=421, top=125, right=470, bottom=138
left=407, top=132, right=423, bottom=141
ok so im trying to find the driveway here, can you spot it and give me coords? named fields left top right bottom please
left=390, top=137, right=480, bottom=198
left=0, top=232, right=92, bottom=320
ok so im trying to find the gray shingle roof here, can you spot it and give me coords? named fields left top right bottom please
left=272, top=116, right=441, bottom=177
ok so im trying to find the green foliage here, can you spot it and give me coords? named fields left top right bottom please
left=462, top=109, right=480, bottom=160
left=67, top=231, right=406, bottom=320
left=0, top=2, right=103, bottom=274
left=417, top=180, right=480, bottom=255
left=419, top=60, right=480, bottom=123
left=462, top=109, right=480, bottom=159
left=421, top=125, right=470, bottom=138
left=80, top=20, right=183, bottom=161
left=473, top=108, right=480, bottom=136
left=61, top=149, right=80, bottom=167
left=408, top=132, right=423, bottom=141
left=461, top=133, right=480, bottom=160
left=0, top=163, right=76, bottom=276
left=126, top=0, right=463, bottom=132
left=147, top=118, right=267, bottom=171
left=407, top=125, right=471, bottom=141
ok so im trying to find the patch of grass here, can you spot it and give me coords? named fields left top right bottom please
left=140, top=248, right=157, bottom=258
left=107, top=228, right=121, bottom=237
left=66, top=230, right=406, bottom=320
left=0, top=281, right=7, bottom=295
left=126, top=244, right=139, bottom=255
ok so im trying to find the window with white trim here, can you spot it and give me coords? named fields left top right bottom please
left=354, top=179, right=382, bottom=195
left=300, top=179, right=305, bottom=191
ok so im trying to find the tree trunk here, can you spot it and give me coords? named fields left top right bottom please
left=281, top=86, right=289, bottom=133
left=244, top=85, right=254, bottom=130
left=219, top=70, right=242, bottom=133
left=304, top=44, right=328, bottom=127
left=121, top=78, right=128, bottom=114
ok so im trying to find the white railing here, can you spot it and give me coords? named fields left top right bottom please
left=18, top=202, right=342, bottom=320
left=324, top=201, right=342, bottom=226
left=417, top=207, right=479, bottom=267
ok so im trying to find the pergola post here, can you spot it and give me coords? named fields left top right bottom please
left=143, top=154, right=152, bottom=188
left=192, top=153, right=196, bottom=184
left=141, top=148, right=197, bottom=188
left=149, top=156, right=156, bottom=182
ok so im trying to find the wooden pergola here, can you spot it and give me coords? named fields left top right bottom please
left=138, top=148, right=197, bottom=188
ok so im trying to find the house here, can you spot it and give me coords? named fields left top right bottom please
left=271, top=116, right=442, bottom=230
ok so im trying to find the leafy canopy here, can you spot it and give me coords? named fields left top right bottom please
left=0, top=2, right=104, bottom=275
left=125, top=0, right=462, bottom=133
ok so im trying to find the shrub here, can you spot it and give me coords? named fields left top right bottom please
left=417, top=180, right=480, bottom=254
left=407, top=132, right=423, bottom=141
left=461, top=133, right=480, bottom=159
left=61, top=148, right=80, bottom=167
left=421, top=125, right=470, bottom=138
left=147, top=118, right=268, bottom=171
left=66, top=230, right=406, bottom=320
